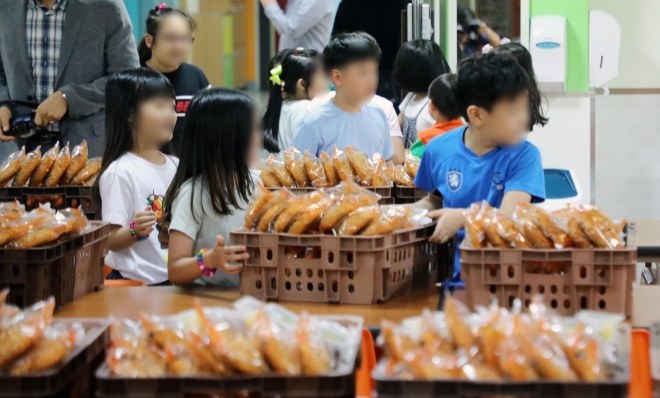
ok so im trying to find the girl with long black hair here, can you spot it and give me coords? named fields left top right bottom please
left=94, top=67, right=178, bottom=286
left=165, top=88, right=263, bottom=286
left=262, top=48, right=328, bottom=154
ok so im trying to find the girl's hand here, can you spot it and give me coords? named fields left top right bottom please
left=428, top=208, right=466, bottom=244
left=134, top=206, right=156, bottom=238
left=204, top=236, right=249, bottom=275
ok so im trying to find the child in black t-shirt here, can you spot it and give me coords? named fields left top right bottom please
left=138, top=5, right=210, bottom=155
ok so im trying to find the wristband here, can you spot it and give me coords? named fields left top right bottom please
left=197, top=248, right=216, bottom=277
left=129, top=219, right=149, bottom=242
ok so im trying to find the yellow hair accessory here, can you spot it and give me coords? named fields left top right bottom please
left=269, top=64, right=283, bottom=85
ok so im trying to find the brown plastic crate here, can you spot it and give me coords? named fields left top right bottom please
left=460, top=246, right=637, bottom=316
left=95, top=315, right=363, bottom=398
left=0, top=186, right=100, bottom=220
left=0, top=318, right=110, bottom=398
left=0, top=221, right=110, bottom=309
left=231, top=224, right=438, bottom=305
left=267, top=185, right=394, bottom=205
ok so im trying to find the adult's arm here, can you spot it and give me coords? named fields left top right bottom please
left=59, top=0, right=138, bottom=119
left=264, top=0, right=327, bottom=39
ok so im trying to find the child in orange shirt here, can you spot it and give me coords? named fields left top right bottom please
left=410, top=74, right=465, bottom=158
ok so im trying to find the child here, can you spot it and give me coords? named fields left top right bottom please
left=139, top=5, right=210, bottom=154
left=492, top=42, right=548, bottom=132
left=291, top=32, right=394, bottom=161
left=95, top=68, right=179, bottom=286
left=165, top=88, right=262, bottom=286
left=409, top=74, right=465, bottom=158
left=394, top=40, right=451, bottom=148
left=415, top=53, right=545, bottom=282
left=263, top=48, right=329, bottom=154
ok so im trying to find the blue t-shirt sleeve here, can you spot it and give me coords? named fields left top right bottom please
left=505, top=143, right=546, bottom=203
left=414, top=145, right=437, bottom=193
left=291, top=120, right=321, bottom=156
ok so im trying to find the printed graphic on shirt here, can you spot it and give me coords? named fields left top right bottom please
left=447, top=168, right=463, bottom=192
left=147, top=192, right=165, bottom=220
left=492, top=171, right=505, bottom=191
left=175, top=95, right=193, bottom=117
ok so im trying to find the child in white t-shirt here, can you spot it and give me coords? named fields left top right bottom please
left=394, top=39, right=451, bottom=148
left=165, top=88, right=263, bottom=287
left=262, top=48, right=329, bottom=155
left=95, top=68, right=179, bottom=285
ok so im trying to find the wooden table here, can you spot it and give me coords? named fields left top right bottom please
left=55, top=286, right=447, bottom=326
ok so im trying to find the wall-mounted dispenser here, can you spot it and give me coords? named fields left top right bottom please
left=530, top=15, right=567, bottom=93
left=589, top=10, right=622, bottom=88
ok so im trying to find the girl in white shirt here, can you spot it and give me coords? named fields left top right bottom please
left=95, top=68, right=179, bottom=285
left=262, top=48, right=329, bottom=154
left=165, top=88, right=263, bottom=287
left=394, top=40, right=451, bottom=148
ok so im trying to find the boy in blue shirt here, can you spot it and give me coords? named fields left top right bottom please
left=415, top=53, right=546, bottom=282
left=291, top=32, right=394, bottom=161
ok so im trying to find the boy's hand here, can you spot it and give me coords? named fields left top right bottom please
left=133, top=206, right=156, bottom=238
left=204, top=236, right=248, bottom=275
left=428, top=208, right=466, bottom=243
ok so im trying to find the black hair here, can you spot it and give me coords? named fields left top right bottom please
left=164, top=88, right=257, bottom=223
left=94, top=67, right=176, bottom=203
left=453, top=53, right=530, bottom=122
left=393, top=39, right=451, bottom=94
left=457, top=6, right=477, bottom=30
left=263, top=48, right=320, bottom=153
left=492, top=42, right=549, bottom=130
left=428, top=74, right=460, bottom=121
left=266, top=49, right=291, bottom=90
left=138, top=5, right=196, bottom=64
left=323, top=32, right=381, bottom=71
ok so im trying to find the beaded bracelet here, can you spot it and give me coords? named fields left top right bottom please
left=129, top=219, right=149, bottom=242
left=197, top=248, right=216, bottom=277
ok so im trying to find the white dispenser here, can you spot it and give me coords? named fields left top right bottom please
left=589, top=10, right=622, bottom=88
left=530, top=15, right=567, bottom=92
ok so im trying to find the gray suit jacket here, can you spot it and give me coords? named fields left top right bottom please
left=0, top=0, right=139, bottom=156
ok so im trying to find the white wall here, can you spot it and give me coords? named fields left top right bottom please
left=527, top=95, right=593, bottom=204
left=590, top=0, right=660, bottom=88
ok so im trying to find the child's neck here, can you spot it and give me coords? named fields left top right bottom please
left=464, top=125, right=499, bottom=157
left=131, top=142, right=165, bottom=165
left=332, top=92, right=362, bottom=113
left=414, top=92, right=427, bottom=101
left=146, top=58, right=179, bottom=73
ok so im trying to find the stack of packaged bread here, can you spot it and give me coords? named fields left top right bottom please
left=376, top=295, right=624, bottom=382
left=245, top=180, right=429, bottom=236
left=259, top=147, right=420, bottom=188
left=0, top=201, right=88, bottom=248
left=0, top=141, right=101, bottom=187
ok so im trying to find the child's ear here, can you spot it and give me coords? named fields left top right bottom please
left=429, top=100, right=437, bottom=112
left=466, top=105, right=483, bottom=126
left=145, top=34, right=154, bottom=49
left=330, top=69, right=341, bottom=87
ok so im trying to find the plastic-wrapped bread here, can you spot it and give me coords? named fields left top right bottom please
left=518, top=203, right=573, bottom=248
left=514, top=205, right=553, bottom=249
left=404, top=151, right=421, bottom=178
left=284, top=148, right=311, bottom=187
left=273, top=192, right=325, bottom=233
left=0, top=208, right=54, bottom=246
left=345, top=146, right=373, bottom=186
left=0, top=298, right=54, bottom=370
left=0, top=201, right=25, bottom=224
left=9, top=208, right=88, bottom=248
left=370, top=154, right=391, bottom=187
left=257, top=189, right=293, bottom=232
left=83, top=174, right=98, bottom=187
left=258, top=160, right=282, bottom=188
left=319, top=151, right=339, bottom=186
left=44, top=143, right=71, bottom=187
left=12, top=147, right=41, bottom=186
left=331, top=147, right=356, bottom=182
left=296, top=312, right=333, bottom=375
left=244, top=183, right=276, bottom=230
left=71, top=157, right=101, bottom=185
left=0, top=147, right=26, bottom=186
left=360, top=206, right=411, bottom=236
left=8, top=324, right=79, bottom=375
left=444, top=295, right=478, bottom=351
left=464, top=202, right=486, bottom=248
left=287, top=198, right=334, bottom=235
left=336, top=206, right=381, bottom=235
left=251, top=307, right=301, bottom=375
left=30, top=143, right=59, bottom=187
left=304, top=151, right=331, bottom=188
left=384, top=165, right=414, bottom=187
left=320, top=193, right=379, bottom=233
left=60, top=140, right=88, bottom=185
left=267, top=155, right=296, bottom=187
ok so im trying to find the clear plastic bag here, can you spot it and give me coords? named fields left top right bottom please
left=8, top=322, right=82, bottom=375
left=258, top=159, right=282, bottom=188
left=359, top=205, right=411, bottom=236
left=0, top=200, right=25, bottom=224
left=370, top=153, right=391, bottom=187
left=244, top=183, right=276, bottom=230
left=331, top=147, right=356, bottom=182
left=283, top=148, right=311, bottom=187
left=404, top=151, right=421, bottom=179
left=553, top=208, right=592, bottom=248
left=320, top=184, right=380, bottom=233
left=345, top=146, right=373, bottom=186
left=384, top=165, right=414, bottom=186
left=250, top=307, right=301, bottom=375
left=12, top=146, right=41, bottom=187
left=71, top=156, right=101, bottom=185
left=30, top=142, right=59, bottom=187
left=287, top=197, right=334, bottom=235
left=267, top=155, right=296, bottom=187
left=513, top=204, right=553, bottom=249
left=107, top=318, right=167, bottom=377
left=319, top=151, right=339, bottom=186
left=335, top=205, right=381, bottom=235
left=256, top=189, right=294, bottom=232
left=60, top=140, right=88, bottom=185
left=0, top=147, right=25, bottom=187
left=296, top=312, right=334, bottom=375
left=44, top=143, right=70, bottom=187
left=0, top=207, right=54, bottom=246
left=464, top=202, right=486, bottom=248
left=303, top=151, right=330, bottom=188
left=8, top=208, right=88, bottom=248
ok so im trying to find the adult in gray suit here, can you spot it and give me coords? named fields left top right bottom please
left=0, top=0, right=139, bottom=157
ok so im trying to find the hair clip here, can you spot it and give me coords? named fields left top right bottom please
left=157, top=3, right=167, bottom=10
left=269, top=64, right=283, bottom=86
left=295, top=47, right=304, bottom=54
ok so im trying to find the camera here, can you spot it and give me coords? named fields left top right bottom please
left=8, top=112, right=37, bottom=139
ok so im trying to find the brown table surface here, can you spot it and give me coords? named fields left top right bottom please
left=55, top=286, right=447, bottom=326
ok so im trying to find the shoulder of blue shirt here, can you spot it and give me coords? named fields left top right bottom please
left=302, top=99, right=387, bottom=125
left=425, top=125, right=541, bottom=159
